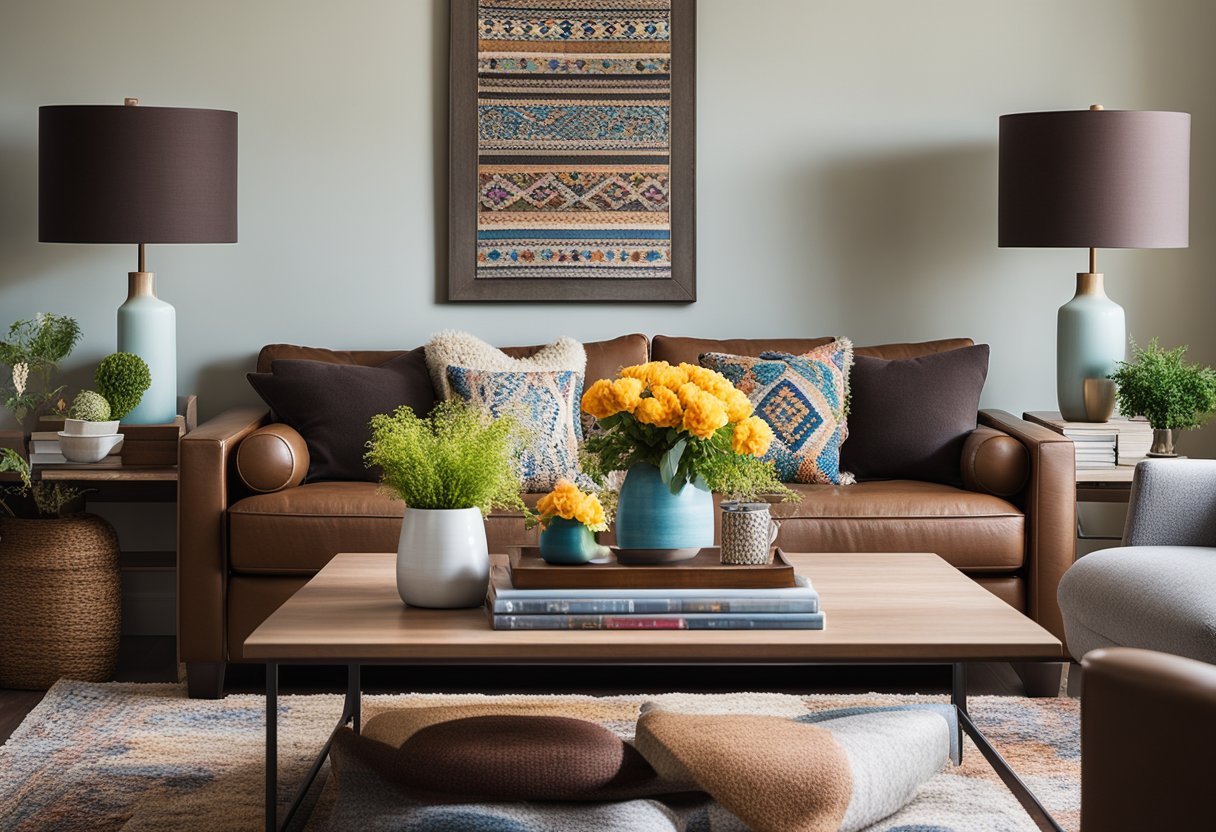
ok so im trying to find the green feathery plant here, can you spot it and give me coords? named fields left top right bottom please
left=0, top=314, right=82, bottom=427
left=1109, top=339, right=1216, bottom=430
left=582, top=420, right=796, bottom=502
left=0, top=448, right=86, bottom=519
left=95, top=352, right=151, bottom=420
left=365, top=400, right=527, bottom=515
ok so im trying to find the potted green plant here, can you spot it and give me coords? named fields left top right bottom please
left=0, top=449, right=120, bottom=688
left=60, top=353, right=151, bottom=463
left=1108, top=339, right=1216, bottom=457
left=0, top=313, right=81, bottom=431
left=365, top=400, right=525, bottom=608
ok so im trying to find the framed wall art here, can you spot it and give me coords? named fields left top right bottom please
left=448, top=0, right=695, bottom=302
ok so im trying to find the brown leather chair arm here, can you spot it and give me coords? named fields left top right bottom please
left=178, top=407, right=268, bottom=666
left=1080, top=648, right=1216, bottom=831
left=978, top=409, right=1076, bottom=641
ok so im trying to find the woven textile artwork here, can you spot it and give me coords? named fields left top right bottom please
left=446, top=366, right=584, bottom=491
left=476, top=0, right=673, bottom=280
left=701, top=339, right=856, bottom=485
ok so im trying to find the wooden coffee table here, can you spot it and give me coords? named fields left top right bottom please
left=246, top=551, right=1064, bottom=832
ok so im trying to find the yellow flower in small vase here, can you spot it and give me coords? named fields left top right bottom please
left=537, top=479, right=610, bottom=565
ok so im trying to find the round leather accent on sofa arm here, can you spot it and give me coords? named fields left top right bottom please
left=961, top=427, right=1029, bottom=497
left=236, top=423, right=309, bottom=493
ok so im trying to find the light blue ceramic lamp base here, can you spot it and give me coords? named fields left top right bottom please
left=1057, top=272, right=1125, bottom=422
left=117, top=272, right=177, bottom=425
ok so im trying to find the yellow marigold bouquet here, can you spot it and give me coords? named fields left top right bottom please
left=581, top=361, right=794, bottom=501
left=536, top=478, right=609, bottom=532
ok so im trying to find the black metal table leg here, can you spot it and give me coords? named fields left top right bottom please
left=958, top=708, right=1065, bottom=832
left=349, top=664, right=361, bottom=735
left=266, top=663, right=362, bottom=832
left=265, top=662, right=278, bottom=832
left=950, top=662, right=966, bottom=765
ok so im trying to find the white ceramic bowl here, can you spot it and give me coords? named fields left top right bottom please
left=63, top=418, right=121, bottom=437
left=57, top=432, right=124, bottom=463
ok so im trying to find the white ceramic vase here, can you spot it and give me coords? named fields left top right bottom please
left=396, top=507, right=489, bottom=608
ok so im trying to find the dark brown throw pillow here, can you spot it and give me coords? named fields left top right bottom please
left=246, top=349, right=435, bottom=482
left=841, top=344, right=989, bottom=485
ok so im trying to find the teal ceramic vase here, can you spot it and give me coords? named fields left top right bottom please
left=539, top=517, right=603, bottom=565
left=615, top=462, right=714, bottom=550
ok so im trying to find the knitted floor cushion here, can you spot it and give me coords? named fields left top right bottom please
left=330, top=702, right=953, bottom=832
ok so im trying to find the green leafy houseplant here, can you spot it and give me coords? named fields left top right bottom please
left=0, top=448, right=85, bottom=519
left=364, top=400, right=526, bottom=515
left=1108, top=339, right=1216, bottom=430
left=94, top=352, right=151, bottom=420
left=0, top=314, right=82, bottom=427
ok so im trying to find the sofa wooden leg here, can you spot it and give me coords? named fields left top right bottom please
left=186, top=661, right=227, bottom=699
left=1012, top=661, right=1066, bottom=697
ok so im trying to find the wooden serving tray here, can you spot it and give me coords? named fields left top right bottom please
left=507, top=547, right=796, bottom=590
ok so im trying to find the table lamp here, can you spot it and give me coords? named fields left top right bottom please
left=39, top=99, right=237, bottom=424
left=998, top=106, right=1189, bottom=422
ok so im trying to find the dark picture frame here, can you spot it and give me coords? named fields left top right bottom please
left=448, top=0, right=696, bottom=302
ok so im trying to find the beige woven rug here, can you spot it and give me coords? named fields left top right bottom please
left=0, top=681, right=1079, bottom=831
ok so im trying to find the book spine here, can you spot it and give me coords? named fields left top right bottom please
left=493, top=598, right=819, bottom=614
left=492, top=613, right=826, bottom=630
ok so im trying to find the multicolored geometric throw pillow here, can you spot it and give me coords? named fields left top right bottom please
left=700, top=339, right=854, bottom=485
left=447, top=366, right=583, bottom=492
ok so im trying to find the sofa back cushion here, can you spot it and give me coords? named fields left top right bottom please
left=257, top=333, right=649, bottom=389
left=652, top=336, right=973, bottom=365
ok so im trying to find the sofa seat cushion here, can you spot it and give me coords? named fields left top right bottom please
left=1058, top=545, right=1216, bottom=663
left=229, top=482, right=541, bottom=575
left=758, top=480, right=1025, bottom=572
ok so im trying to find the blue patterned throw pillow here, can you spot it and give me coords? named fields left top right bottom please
left=446, top=366, right=583, bottom=492
left=700, top=339, right=855, bottom=485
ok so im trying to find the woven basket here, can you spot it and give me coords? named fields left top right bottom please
left=0, top=514, right=121, bottom=689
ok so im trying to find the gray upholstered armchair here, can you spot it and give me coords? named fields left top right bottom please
left=1058, top=459, right=1216, bottom=663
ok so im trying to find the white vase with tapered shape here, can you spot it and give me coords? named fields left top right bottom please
left=395, top=507, right=489, bottom=608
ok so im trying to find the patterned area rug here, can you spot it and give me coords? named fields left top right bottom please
left=0, top=682, right=1079, bottom=831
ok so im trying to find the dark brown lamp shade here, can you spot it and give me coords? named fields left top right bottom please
left=999, top=109, right=1189, bottom=249
left=39, top=105, right=237, bottom=244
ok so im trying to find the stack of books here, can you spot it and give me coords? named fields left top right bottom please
left=488, top=568, right=824, bottom=630
left=1024, top=412, right=1153, bottom=469
left=28, top=430, right=122, bottom=467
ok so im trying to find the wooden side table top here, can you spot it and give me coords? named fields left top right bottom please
left=244, top=552, right=1063, bottom=664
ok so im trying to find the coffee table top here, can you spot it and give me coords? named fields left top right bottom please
left=243, top=552, right=1062, bottom=664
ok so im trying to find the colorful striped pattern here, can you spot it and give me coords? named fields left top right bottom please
left=476, top=0, right=672, bottom=281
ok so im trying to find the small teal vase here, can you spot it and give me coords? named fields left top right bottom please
left=615, top=462, right=714, bottom=550
left=539, top=517, right=602, bottom=565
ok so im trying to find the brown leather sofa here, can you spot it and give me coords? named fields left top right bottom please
left=179, top=334, right=1076, bottom=698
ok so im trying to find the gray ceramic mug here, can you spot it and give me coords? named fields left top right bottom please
left=720, top=502, right=779, bottom=565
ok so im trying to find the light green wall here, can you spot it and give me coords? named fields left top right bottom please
left=2, top=0, right=1214, bottom=452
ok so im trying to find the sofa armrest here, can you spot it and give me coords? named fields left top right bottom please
left=1081, top=648, right=1216, bottom=831
left=978, top=409, right=1076, bottom=641
left=178, top=407, right=269, bottom=666
left=1124, top=459, right=1216, bottom=547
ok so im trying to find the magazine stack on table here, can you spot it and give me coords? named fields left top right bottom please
left=488, top=567, right=824, bottom=631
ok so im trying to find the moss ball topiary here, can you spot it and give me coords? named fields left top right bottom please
left=95, top=352, right=151, bottom=420
left=68, top=390, right=112, bottom=422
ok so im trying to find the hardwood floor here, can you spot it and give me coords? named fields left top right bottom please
left=0, top=635, right=1077, bottom=745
